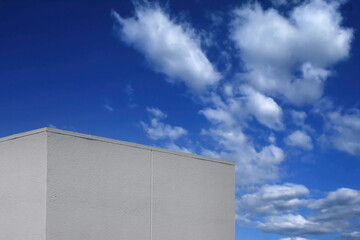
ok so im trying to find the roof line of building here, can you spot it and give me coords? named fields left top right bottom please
left=0, top=127, right=235, bottom=166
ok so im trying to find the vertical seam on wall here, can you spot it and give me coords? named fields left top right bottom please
left=45, top=131, right=48, bottom=240
left=150, top=150, right=153, bottom=240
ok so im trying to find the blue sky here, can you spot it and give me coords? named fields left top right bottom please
left=1, top=0, right=360, bottom=239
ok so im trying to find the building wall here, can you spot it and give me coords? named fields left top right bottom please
left=46, top=131, right=151, bottom=240
left=46, top=129, right=235, bottom=240
left=0, top=131, right=47, bottom=240
left=152, top=151, right=235, bottom=240
left=0, top=128, right=234, bottom=240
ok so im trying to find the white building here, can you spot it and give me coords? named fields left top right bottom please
left=0, top=128, right=235, bottom=240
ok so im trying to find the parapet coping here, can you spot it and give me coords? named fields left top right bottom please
left=0, top=127, right=235, bottom=166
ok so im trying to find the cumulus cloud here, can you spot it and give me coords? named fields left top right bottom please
left=112, top=4, right=221, bottom=93
left=202, top=126, right=284, bottom=186
left=200, top=104, right=236, bottom=127
left=310, top=188, right=360, bottom=210
left=325, top=109, right=360, bottom=156
left=201, top=85, right=283, bottom=131
left=237, top=183, right=309, bottom=218
left=342, top=231, right=360, bottom=240
left=141, top=107, right=187, bottom=140
left=279, top=238, right=310, bottom=240
left=308, top=188, right=360, bottom=221
left=230, top=0, right=352, bottom=105
left=200, top=87, right=285, bottom=185
left=238, top=186, right=360, bottom=238
left=286, top=130, right=313, bottom=150
left=258, top=214, right=332, bottom=236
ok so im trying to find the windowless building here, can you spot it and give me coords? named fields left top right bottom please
left=0, top=128, right=235, bottom=240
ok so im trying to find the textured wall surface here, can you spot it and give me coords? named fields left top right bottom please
left=0, top=128, right=235, bottom=240
left=46, top=131, right=151, bottom=240
left=152, top=151, right=235, bottom=240
left=0, top=131, right=47, bottom=240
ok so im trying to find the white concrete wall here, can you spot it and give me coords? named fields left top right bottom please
left=0, top=131, right=47, bottom=240
left=46, top=130, right=152, bottom=240
left=0, top=128, right=235, bottom=240
left=152, top=151, right=235, bottom=240
left=46, top=129, right=235, bottom=240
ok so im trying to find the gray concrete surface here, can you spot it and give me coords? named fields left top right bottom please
left=0, top=130, right=47, bottom=240
left=0, top=128, right=235, bottom=240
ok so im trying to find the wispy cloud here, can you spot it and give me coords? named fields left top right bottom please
left=124, top=83, right=137, bottom=108
left=125, top=83, right=133, bottom=96
left=103, top=104, right=114, bottom=112
left=112, top=3, right=221, bottom=93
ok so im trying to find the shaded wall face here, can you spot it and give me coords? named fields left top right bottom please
left=47, top=132, right=235, bottom=240
left=152, top=151, right=235, bottom=240
left=0, top=133, right=47, bottom=240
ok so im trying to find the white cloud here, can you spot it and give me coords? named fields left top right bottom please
left=308, top=188, right=360, bottom=221
left=258, top=214, right=332, bottom=236
left=104, top=104, right=114, bottom=112
left=342, top=231, right=360, bottom=240
left=146, top=107, right=167, bottom=119
left=241, top=85, right=283, bottom=130
left=268, top=134, right=276, bottom=144
left=237, top=183, right=309, bottom=218
left=238, top=186, right=360, bottom=238
left=200, top=106, right=236, bottom=127
left=165, top=142, right=192, bottom=154
left=325, top=109, right=360, bottom=156
left=237, top=144, right=285, bottom=186
left=201, top=85, right=283, bottom=131
left=112, top=4, right=221, bottom=93
left=286, top=130, right=313, bottom=150
left=309, top=188, right=360, bottom=210
left=261, top=183, right=309, bottom=200
left=200, top=89, right=285, bottom=186
left=280, top=237, right=310, bottom=240
left=141, top=119, right=187, bottom=140
left=203, top=127, right=284, bottom=186
left=230, top=0, right=352, bottom=105
left=113, top=2, right=358, bottom=238
left=285, top=63, right=329, bottom=105
left=141, top=107, right=187, bottom=140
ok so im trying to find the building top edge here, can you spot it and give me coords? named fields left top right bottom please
left=0, top=127, right=235, bottom=166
